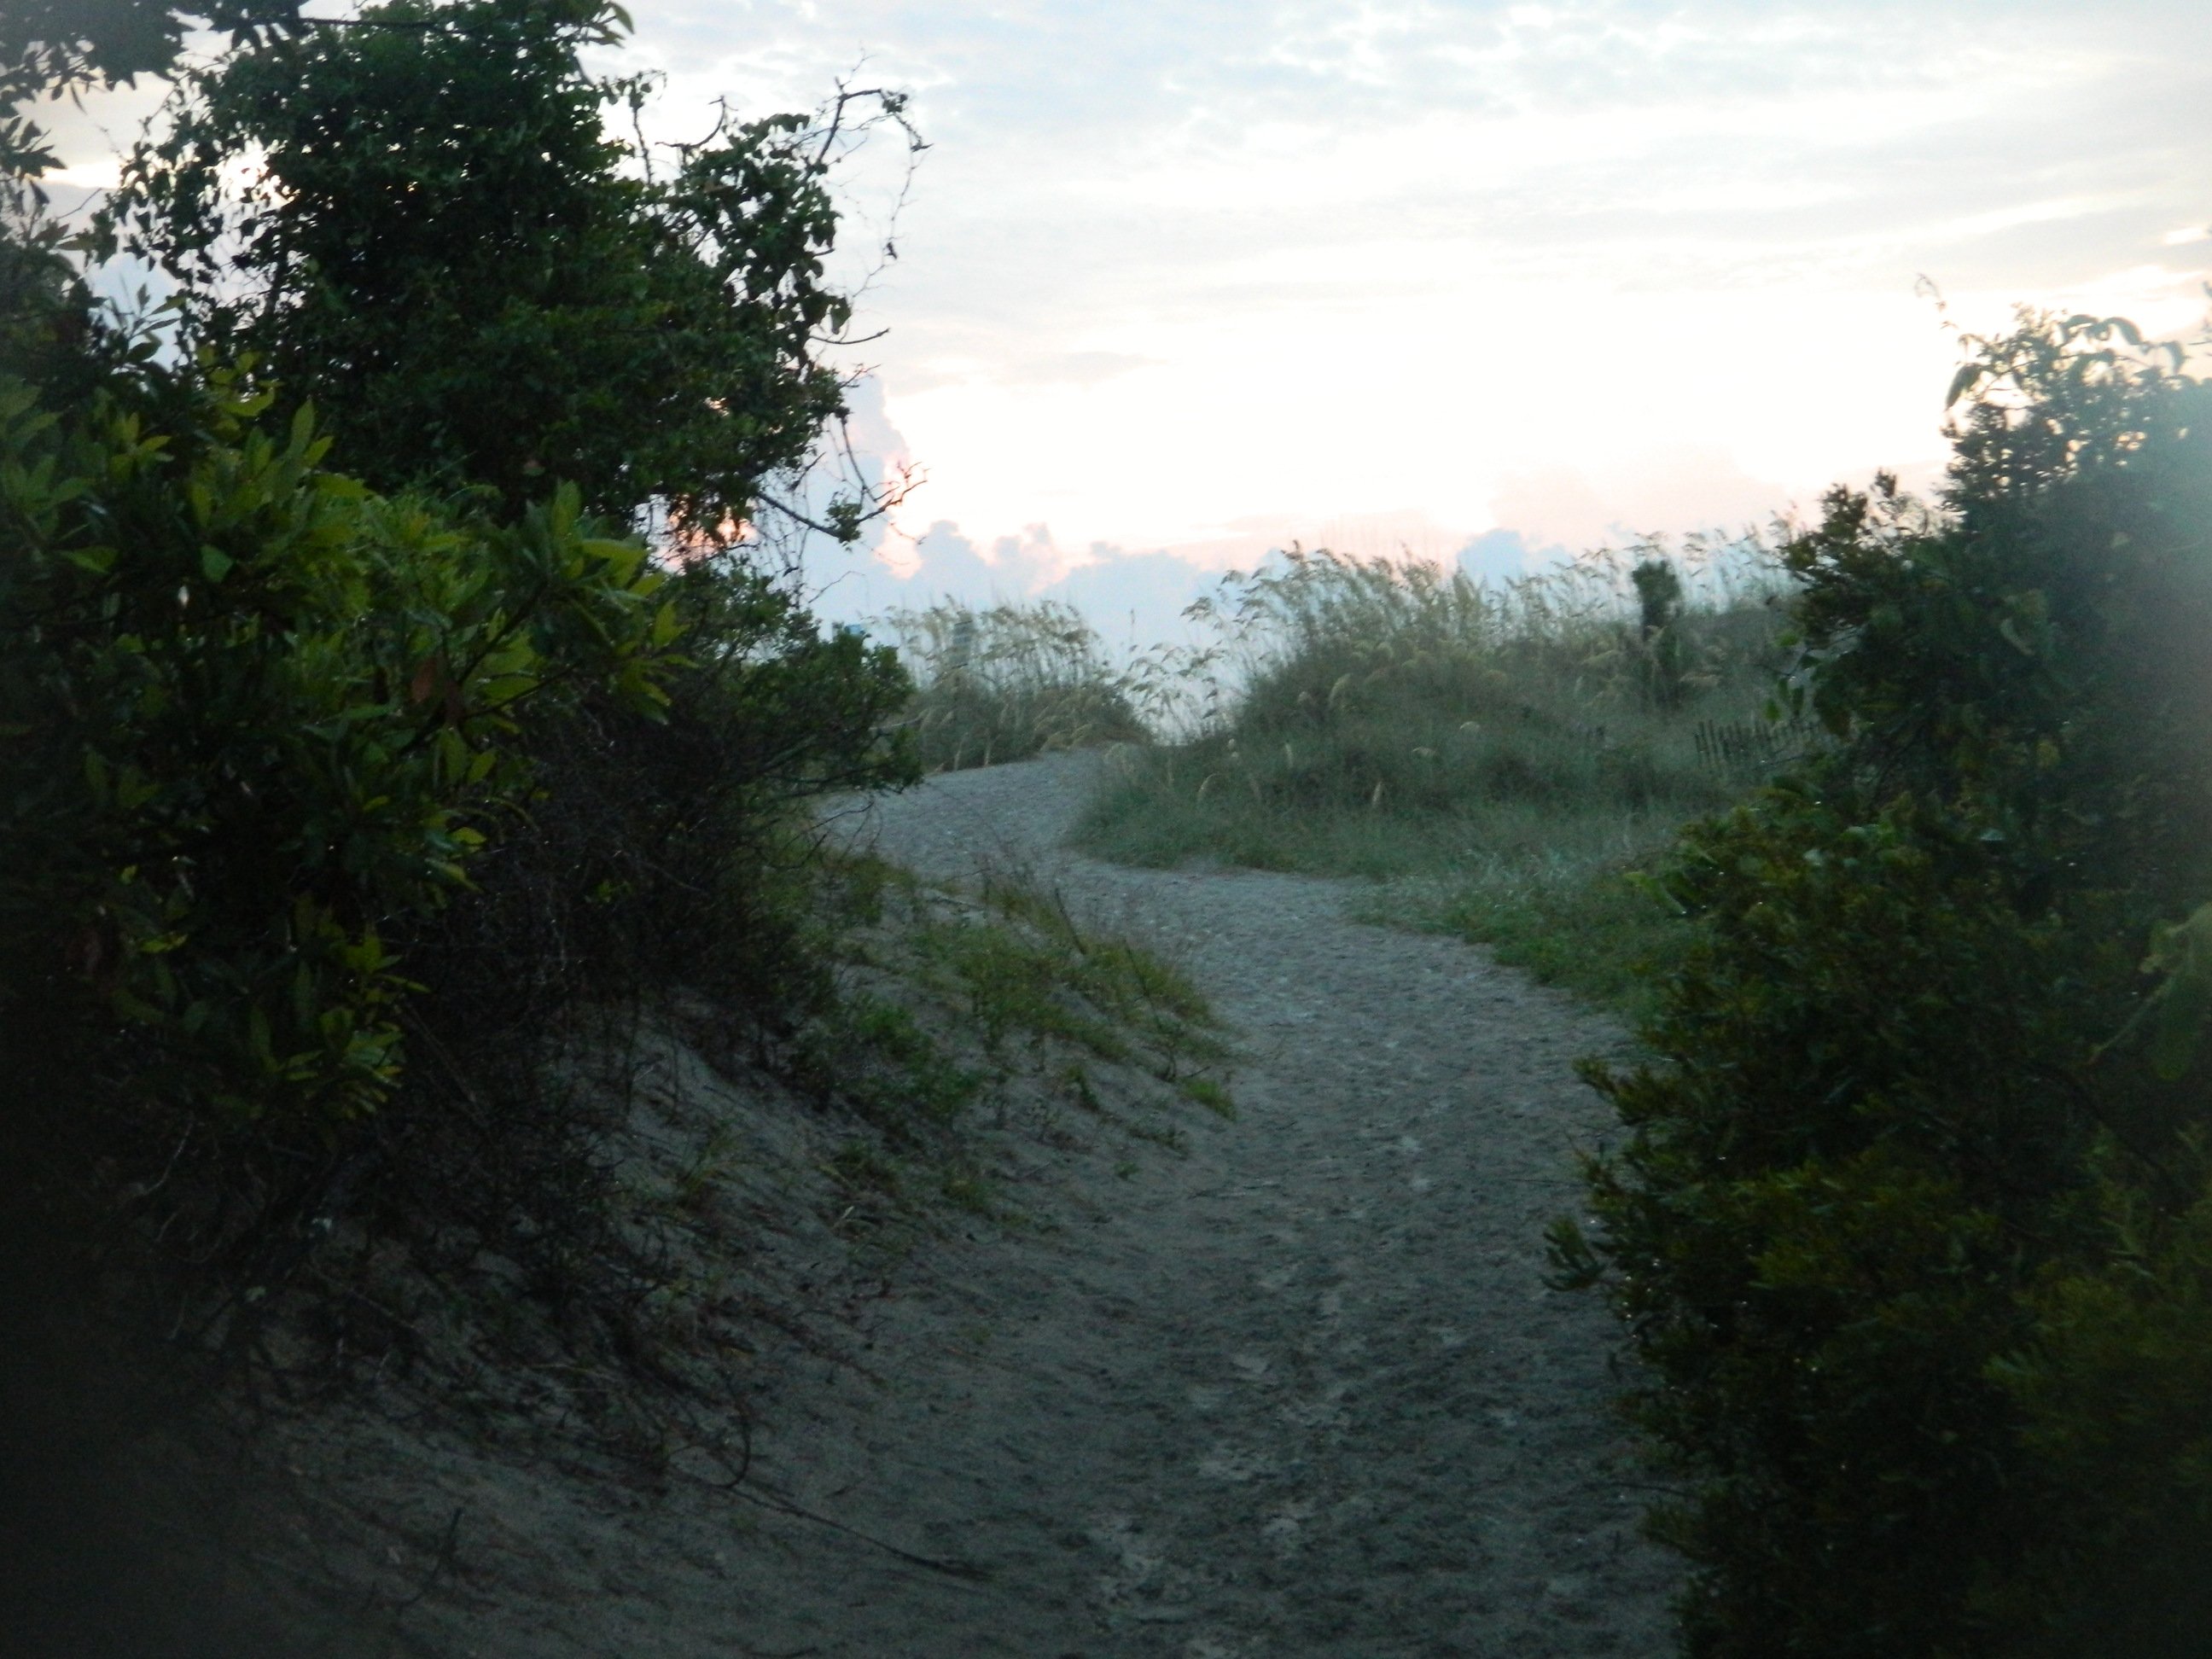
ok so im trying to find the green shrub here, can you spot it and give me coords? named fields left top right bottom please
left=0, top=368, right=668, bottom=1129
left=884, top=597, right=1150, bottom=771
left=390, top=551, right=917, bottom=1097
left=1988, top=1159, right=2212, bottom=1655
left=1558, top=311, right=2212, bottom=1656
left=0, top=358, right=920, bottom=1468
left=1406, top=852, right=1687, bottom=1019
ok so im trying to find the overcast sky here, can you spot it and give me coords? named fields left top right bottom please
left=44, top=1, right=2212, bottom=633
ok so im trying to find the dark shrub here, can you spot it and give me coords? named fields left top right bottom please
left=1558, top=312, right=2212, bottom=1656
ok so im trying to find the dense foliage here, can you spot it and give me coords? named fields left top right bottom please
left=109, top=0, right=883, bottom=534
left=1, top=0, right=917, bottom=1390
left=0, top=0, right=301, bottom=179
left=0, top=368, right=672, bottom=1128
left=1558, top=312, right=2212, bottom=1656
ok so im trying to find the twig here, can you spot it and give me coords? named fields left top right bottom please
left=392, top=1505, right=466, bottom=1610
left=732, top=1485, right=991, bottom=1582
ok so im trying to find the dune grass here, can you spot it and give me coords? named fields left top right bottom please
left=881, top=598, right=1152, bottom=772
left=1073, top=540, right=1802, bottom=1013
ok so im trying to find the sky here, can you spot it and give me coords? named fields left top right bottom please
left=39, top=1, right=2212, bottom=640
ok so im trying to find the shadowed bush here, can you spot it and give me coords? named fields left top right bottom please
left=0, top=368, right=916, bottom=1403
left=0, top=0, right=936, bottom=1463
left=0, top=370, right=672, bottom=1138
left=1556, top=311, right=2212, bottom=1657
left=0, top=4, right=965, bottom=1633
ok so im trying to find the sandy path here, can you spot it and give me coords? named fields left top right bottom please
left=250, top=751, right=1674, bottom=1658
left=678, top=753, right=1675, bottom=1657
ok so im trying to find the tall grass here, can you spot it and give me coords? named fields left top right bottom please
left=882, top=598, right=1151, bottom=771
left=1074, top=538, right=1802, bottom=1009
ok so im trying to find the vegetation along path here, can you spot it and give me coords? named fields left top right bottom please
left=717, top=750, right=1677, bottom=1656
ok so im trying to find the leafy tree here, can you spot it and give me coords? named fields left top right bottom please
left=109, top=0, right=906, bottom=533
left=7, top=0, right=926, bottom=1136
left=1557, top=311, right=2212, bottom=1656
left=0, top=178, right=99, bottom=399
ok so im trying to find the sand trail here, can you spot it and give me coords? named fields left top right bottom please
left=250, top=753, right=1674, bottom=1657
left=683, top=753, right=1676, bottom=1657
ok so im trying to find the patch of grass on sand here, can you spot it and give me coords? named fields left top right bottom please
left=1364, top=842, right=1688, bottom=1023
left=803, top=854, right=1235, bottom=1223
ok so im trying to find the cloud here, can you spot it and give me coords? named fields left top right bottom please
left=818, top=516, right=1080, bottom=620
left=994, top=350, right=1159, bottom=388
left=1049, top=550, right=1226, bottom=651
left=815, top=512, right=1264, bottom=647
left=1455, top=527, right=1569, bottom=585
left=896, top=520, right=998, bottom=593
left=55, top=0, right=2212, bottom=643
left=824, top=507, right=1584, bottom=653
left=1487, top=448, right=1798, bottom=552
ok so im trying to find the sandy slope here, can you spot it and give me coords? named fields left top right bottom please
left=201, top=752, right=1677, bottom=1657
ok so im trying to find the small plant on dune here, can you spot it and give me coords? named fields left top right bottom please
left=771, top=859, right=1232, bottom=1258
left=911, top=868, right=1231, bottom=1091
left=817, top=859, right=1233, bottom=1147
left=882, top=597, right=1150, bottom=771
